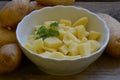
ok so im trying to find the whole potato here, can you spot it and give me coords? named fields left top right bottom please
left=0, top=43, right=22, bottom=74
left=0, top=28, right=17, bottom=47
left=28, top=1, right=44, bottom=12
left=98, top=13, right=120, bottom=57
left=35, top=0, right=75, bottom=6
left=0, top=0, right=30, bottom=29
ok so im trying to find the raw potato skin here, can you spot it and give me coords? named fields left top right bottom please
left=0, top=0, right=30, bottom=29
left=36, top=0, right=75, bottom=6
left=98, top=13, right=120, bottom=57
left=29, top=1, right=44, bottom=12
left=0, top=43, right=22, bottom=74
left=0, top=28, right=17, bottom=47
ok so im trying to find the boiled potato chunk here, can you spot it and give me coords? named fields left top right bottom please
left=63, top=31, right=80, bottom=45
left=75, top=25, right=86, bottom=39
left=60, top=19, right=72, bottom=26
left=25, top=42, right=34, bottom=51
left=43, top=47, right=56, bottom=52
left=78, top=42, right=91, bottom=56
left=33, top=39, right=44, bottom=53
left=58, top=29, right=66, bottom=40
left=49, top=52, right=65, bottom=59
left=88, top=31, right=100, bottom=40
left=81, top=37, right=88, bottom=43
left=44, top=37, right=63, bottom=49
left=89, top=40, right=100, bottom=53
left=59, top=45, right=68, bottom=55
left=68, top=27, right=77, bottom=36
left=68, top=42, right=79, bottom=56
left=73, top=17, right=88, bottom=27
left=59, top=24, right=70, bottom=31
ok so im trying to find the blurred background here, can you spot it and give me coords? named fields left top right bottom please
left=1, top=0, right=120, bottom=2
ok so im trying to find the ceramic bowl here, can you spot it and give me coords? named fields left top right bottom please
left=16, top=6, right=110, bottom=75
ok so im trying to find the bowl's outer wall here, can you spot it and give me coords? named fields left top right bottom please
left=17, top=6, right=109, bottom=75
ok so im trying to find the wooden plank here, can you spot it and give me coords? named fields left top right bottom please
left=0, top=1, right=120, bottom=80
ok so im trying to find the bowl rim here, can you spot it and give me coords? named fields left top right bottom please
left=16, top=5, right=110, bottom=61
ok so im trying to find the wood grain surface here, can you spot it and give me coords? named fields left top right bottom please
left=0, top=1, right=120, bottom=80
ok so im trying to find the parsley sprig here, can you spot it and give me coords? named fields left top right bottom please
left=35, top=22, right=59, bottom=40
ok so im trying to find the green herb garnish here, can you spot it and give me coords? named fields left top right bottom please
left=35, top=22, right=59, bottom=40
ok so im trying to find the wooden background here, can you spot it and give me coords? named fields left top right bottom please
left=0, top=1, right=120, bottom=80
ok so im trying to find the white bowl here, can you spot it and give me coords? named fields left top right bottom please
left=16, top=6, right=110, bottom=75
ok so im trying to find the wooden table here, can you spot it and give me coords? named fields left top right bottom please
left=0, top=1, right=120, bottom=80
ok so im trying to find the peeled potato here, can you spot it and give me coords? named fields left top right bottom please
left=0, top=43, right=22, bottom=74
left=98, top=13, right=120, bottom=57
left=0, top=28, right=17, bottom=47
left=35, top=0, right=75, bottom=6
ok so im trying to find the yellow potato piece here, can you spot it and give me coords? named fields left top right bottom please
left=68, top=42, right=79, bottom=56
left=33, top=39, right=44, bottom=53
left=49, top=52, right=65, bottom=59
left=88, top=31, right=100, bottom=40
left=59, top=45, right=68, bottom=55
left=73, top=17, right=88, bottom=27
left=89, top=40, right=100, bottom=53
left=63, top=31, right=80, bottom=45
left=68, top=27, right=77, bottom=36
left=44, top=37, right=63, bottom=49
left=43, top=47, right=56, bottom=52
left=60, top=19, right=72, bottom=26
left=58, top=29, right=66, bottom=40
left=75, top=25, right=86, bottom=40
left=25, top=42, right=34, bottom=51
left=78, top=42, right=91, bottom=56
left=81, top=37, right=88, bottom=43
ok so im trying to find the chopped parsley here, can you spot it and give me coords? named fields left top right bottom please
left=35, top=22, right=59, bottom=40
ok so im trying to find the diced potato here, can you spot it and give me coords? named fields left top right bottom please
left=75, top=25, right=86, bottom=39
left=85, top=31, right=89, bottom=37
left=81, top=37, right=88, bottom=43
left=88, top=31, right=100, bottom=40
left=49, top=52, right=65, bottom=59
left=43, top=47, right=56, bottom=52
left=33, top=39, right=44, bottom=53
left=63, top=31, right=80, bottom=44
left=59, top=45, right=68, bottom=55
left=40, top=51, right=52, bottom=57
left=44, top=21, right=57, bottom=27
left=59, top=23, right=65, bottom=30
left=68, top=28, right=77, bottom=36
left=68, top=42, right=79, bottom=56
left=89, top=40, right=100, bottom=53
left=63, top=36, right=72, bottom=46
left=58, top=29, right=66, bottom=40
left=60, top=19, right=72, bottom=26
left=78, top=42, right=91, bottom=56
left=73, top=17, right=88, bottom=27
left=44, top=37, right=63, bottom=49
left=25, top=42, right=34, bottom=51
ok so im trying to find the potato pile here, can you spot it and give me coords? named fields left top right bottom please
left=25, top=18, right=101, bottom=59
left=0, top=0, right=75, bottom=74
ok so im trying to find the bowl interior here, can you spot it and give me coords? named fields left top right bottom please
left=16, top=6, right=109, bottom=58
